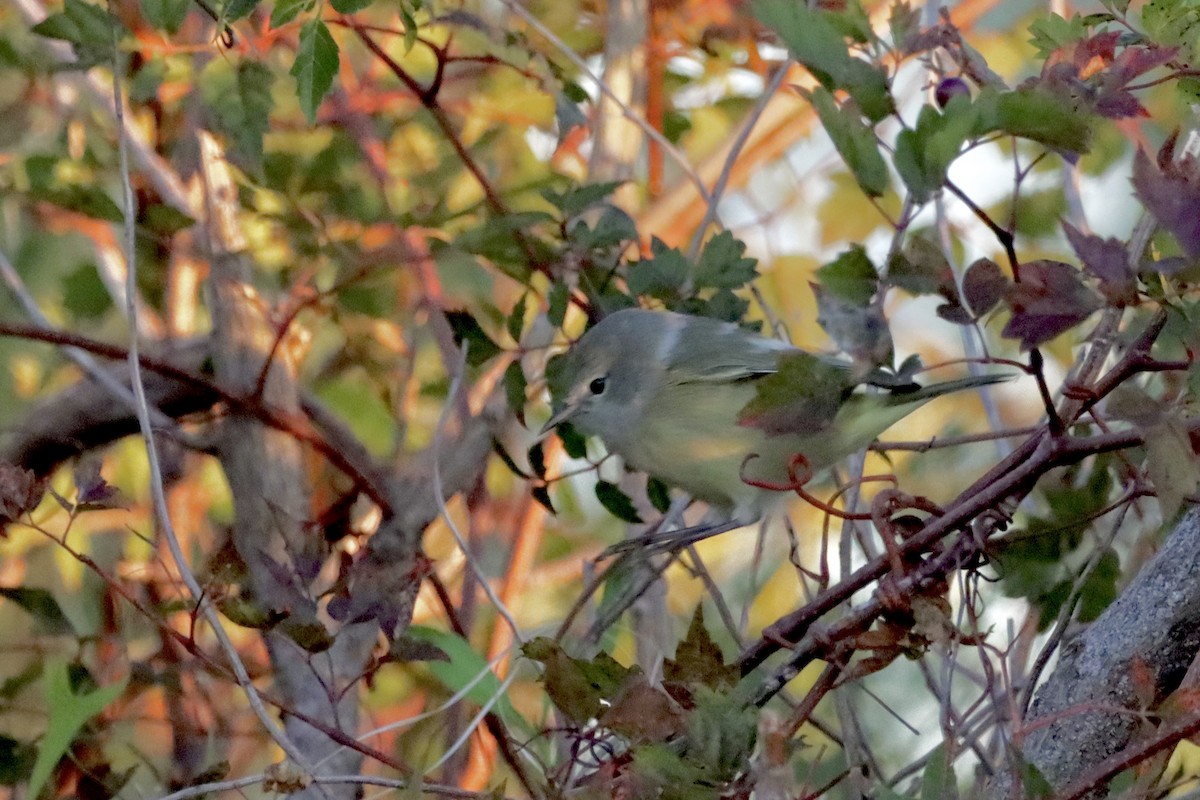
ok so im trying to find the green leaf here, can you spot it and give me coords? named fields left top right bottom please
left=920, top=743, right=957, bottom=800
left=522, top=637, right=632, bottom=723
left=1076, top=547, right=1120, bottom=623
left=32, top=0, right=121, bottom=57
left=270, top=0, right=311, bottom=28
left=663, top=606, right=739, bottom=690
left=1027, top=13, right=1087, bottom=58
left=200, top=59, right=274, bottom=169
left=544, top=181, right=625, bottom=217
left=974, top=87, right=1092, bottom=154
left=817, top=244, right=878, bottom=304
left=737, top=350, right=853, bottom=436
left=628, top=238, right=688, bottom=300
left=330, top=0, right=372, bottom=11
left=410, top=626, right=529, bottom=733
left=0, top=735, right=35, bottom=786
left=503, top=361, right=527, bottom=424
left=63, top=264, right=113, bottom=320
left=445, top=310, right=503, bottom=366
left=894, top=97, right=976, bottom=202
left=693, top=231, right=758, bottom=289
left=808, top=86, right=889, bottom=197
left=557, top=421, right=587, bottom=459
left=143, top=203, right=196, bottom=235
left=314, top=374, right=396, bottom=456
left=507, top=295, right=527, bottom=343
left=528, top=441, right=547, bottom=479
left=223, top=0, right=258, bottom=20
left=888, top=235, right=952, bottom=297
left=595, top=480, right=642, bottom=523
left=753, top=0, right=893, bottom=122
left=26, top=662, right=128, bottom=800
left=398, top=1, right=418, bottom=52
left=140, top=0, right=189, bottom=33
left=31, top=184, right=123, bottom=222
left=646, top=477, right=672, bottom=514
left=0, top=588, right=75, bottom=635
left=548, top=282, right=570, bottom=327
left=290, top=18, right=339, bottom=125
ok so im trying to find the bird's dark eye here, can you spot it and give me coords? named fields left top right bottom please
left=588, top=376, right=608, bottom=395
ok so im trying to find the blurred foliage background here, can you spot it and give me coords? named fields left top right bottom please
left=3, top=0, right=1200, bottom=797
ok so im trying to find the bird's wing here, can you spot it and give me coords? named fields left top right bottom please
left=663, top=317, right=796, bottom=383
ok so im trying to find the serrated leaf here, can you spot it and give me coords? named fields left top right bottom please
left=522, top=637, right=632, bottom=723
left=808, top=86, right=889, bottom=197
left=32, top=0, right=121, bottom=52
left=1063, top=222, right=1136, bottom=304
left=693, top=230, right=759, bottom=289
left=812, top=282, right=893, bottom=365
left=894, top=97, right=976, bottom=202
left=629, top=238, right=688, bottom=300
left=544, top=181, right=625, bottom=217
left=595, top=480, right=642, bottom=523
left=753, top=0, right=893, bottom=122
left=269, top=0, right=311, bottom=27
left=1133, top=148, right=1200, bottom=258
left=817, top=244, right=878, bottom=304
left=290, top=18, right=338, bottom=125
left=663, top=606, right=739, bottom=690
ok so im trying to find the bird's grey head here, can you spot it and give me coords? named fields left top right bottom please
left=546, top=308, right=677, bottom=444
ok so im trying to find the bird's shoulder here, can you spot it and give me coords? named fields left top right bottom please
left=663, top=317, right=792, bottom=383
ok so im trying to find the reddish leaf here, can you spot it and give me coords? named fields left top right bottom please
left=599, top=673, right=687, bottom=743
left=1133, top=149, right=1200, bottom=258
left=1094, top=88, right=1148, bottom=119
left=1063, top=222, right=1137, bottom=304
left=1002, top=260, right=1102, bottom=350
left=1109, top=44, right=1177, bottom=84
left=0, top=463, right=45, bottom=528
left=962, top=257, right=1009, bottom=316
left=1072, top=31, right=1119, bottom=76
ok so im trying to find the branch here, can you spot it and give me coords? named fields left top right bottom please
left=987, top=508, right=1200, bottom=798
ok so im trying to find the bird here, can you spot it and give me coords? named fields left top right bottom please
left=542, top=307, right=1006, bottom=532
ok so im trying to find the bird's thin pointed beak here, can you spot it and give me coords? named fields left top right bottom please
left=539, top=403, right=578, bottom=438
